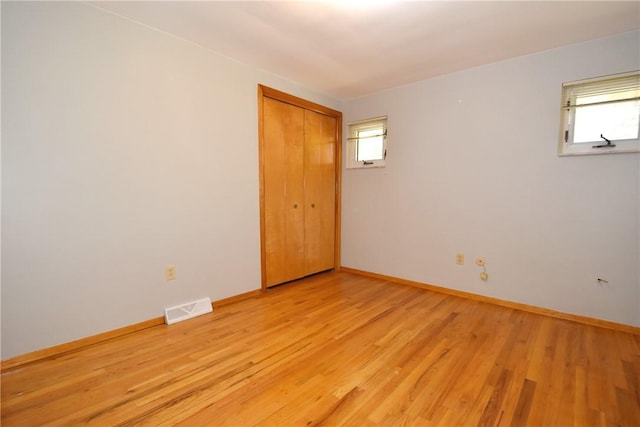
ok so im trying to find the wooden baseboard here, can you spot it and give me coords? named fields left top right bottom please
left=1, top=289, right=263, bottom=372
left=212, top=289, right=263, bottom=308
left=0, top=317, right=165, bottom=372
left=340, top=266, right=640, bottom=335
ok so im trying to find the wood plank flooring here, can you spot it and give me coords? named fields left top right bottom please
left=2, top=271, right=639, bottom=426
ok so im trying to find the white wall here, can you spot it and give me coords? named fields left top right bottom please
left=1, top=2, right=341, bottom=359
left=342, top=31, right=640, bottom=327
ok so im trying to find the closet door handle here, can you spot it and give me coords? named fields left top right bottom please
left=311, top=203, right=316, bottom=208
left=293, top=204, right=298, bottom=209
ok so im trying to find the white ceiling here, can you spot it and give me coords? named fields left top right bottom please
left=91, top=1, right=640, bottom=100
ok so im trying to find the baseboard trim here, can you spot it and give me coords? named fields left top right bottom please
left=212, top=289, right=263, bottom=308
left=1, top=288, right=263, bottom=372
left=0, top=317, right=165, bottom=372
left=340, top=267, right=640, bottom=335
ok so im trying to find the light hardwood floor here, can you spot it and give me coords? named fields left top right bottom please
left=2, top=271, right=639, bottom=426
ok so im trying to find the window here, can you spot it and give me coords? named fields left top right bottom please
left=559, top=71, right=640, bottom=156
left=346, top=116, right=387, bottom=168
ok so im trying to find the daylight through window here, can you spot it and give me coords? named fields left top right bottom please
left=559, top=71, right=640, bottom=155
left=347, top=116, right=387, bottom=168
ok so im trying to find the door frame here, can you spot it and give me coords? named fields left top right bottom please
left=258, top=84, right=342, bottom=290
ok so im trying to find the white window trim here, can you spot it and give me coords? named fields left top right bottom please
left=346, top=116, right=387, bottom=169
left=558, top=70, right=640, bottom=156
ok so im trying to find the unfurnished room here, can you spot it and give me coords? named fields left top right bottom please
left=1, top=1, right=639, bottom=425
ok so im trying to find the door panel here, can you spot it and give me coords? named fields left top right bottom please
left=263, top=97, right=305, bottom=287
left=304, top=110, right=336, bottom=275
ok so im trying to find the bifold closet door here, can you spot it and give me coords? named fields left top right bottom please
left=263, top=97, right=305, bottom=287
left=304, top=110, right=336, bottom=276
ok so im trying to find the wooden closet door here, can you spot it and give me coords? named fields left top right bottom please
left=304, top=110, right=336, bottom=275
left=263, top=97, right=305, bottom=287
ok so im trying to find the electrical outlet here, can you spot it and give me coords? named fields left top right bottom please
left=456, top=253, right=464, bottom=265
left=166, top=265, right=176, bottom=281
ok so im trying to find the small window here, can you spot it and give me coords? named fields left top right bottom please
left=346, top=116, right=387, bottom=168
left=559, top=71, right=640, bottom=156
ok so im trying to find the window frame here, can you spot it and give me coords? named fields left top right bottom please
left=558, top=71, right=640, bottom=156
left=346, top=116, right=388, bottom=169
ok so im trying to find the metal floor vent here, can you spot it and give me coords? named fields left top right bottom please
left=164, top=297, right=212, bottom=325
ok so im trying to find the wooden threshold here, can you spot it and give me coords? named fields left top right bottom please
left=1, top=288, right=263, bottom=372
left=340, top=266, right=640, bottom=335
